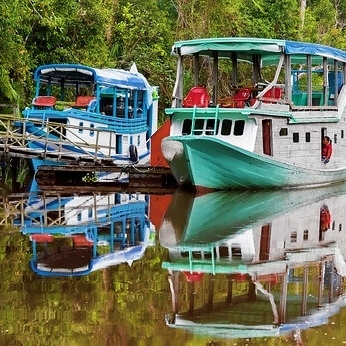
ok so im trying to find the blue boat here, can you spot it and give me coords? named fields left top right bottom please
left=15, top=180, right=154, bottom=276
left=161, top=37, right=346, bottom=190
left=14, top=63, right=158, bottom=170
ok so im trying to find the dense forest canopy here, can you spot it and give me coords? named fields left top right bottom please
left=1, top=0, right=346, bottom=124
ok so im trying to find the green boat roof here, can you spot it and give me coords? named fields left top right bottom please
left=172, top=37, right=346, bottom=64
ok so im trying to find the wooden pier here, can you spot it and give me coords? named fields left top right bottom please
left=35, top=164, right=177, bottom=193
left=0, top=114, right=178, bottom=193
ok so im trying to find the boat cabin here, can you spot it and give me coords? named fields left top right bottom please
left=31, top=64, right=151, bottom=120
left=17, top=63, right=158, bottom=167
left=170, top=38, right=346, bottom=110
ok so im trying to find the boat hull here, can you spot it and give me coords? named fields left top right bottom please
left=162, top=136, right=346, bottom=190
left=159, top=182, right=346, bottom=246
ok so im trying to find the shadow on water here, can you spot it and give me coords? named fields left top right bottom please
left=2, top=173, right=346, bottom=344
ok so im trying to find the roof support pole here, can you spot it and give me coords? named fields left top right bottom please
left=323, top=57, right=328, bottom=106
left=252, top=54, right=261, bottom=85
left=334, top=60, right=339, bottom=105
left=285, top=55, right=292, bottom=103
left=172, top=54, right=184, bottom=107
left=307, top=54, right=312, bottom=106
left=231, top=53, right=237, bottom=87
left=212, top=51, right=218, bottom=106
left=193, top=53, right=200, bottom=86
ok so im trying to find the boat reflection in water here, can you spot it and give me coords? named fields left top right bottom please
left=159, top=185, right=346, bottom=339
left=15, top=181, right=154, bottom=276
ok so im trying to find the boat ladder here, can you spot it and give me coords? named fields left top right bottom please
left=191, top=105, right=220, bottom=136
left=187, top=247, right=216, bottom=275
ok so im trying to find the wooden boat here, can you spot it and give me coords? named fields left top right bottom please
left=14, top=63, right=158, bottom=170
left=161, top=37, right=346, bottom=190
left=159, top=184, right=346, bottom=337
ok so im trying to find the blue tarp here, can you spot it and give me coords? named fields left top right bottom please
left=172, top=37, right=346, bottom=64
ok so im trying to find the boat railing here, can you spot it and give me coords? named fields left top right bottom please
left=24, top=106, right=149, bottom=133
left=106, top=117, right=149, bottom=133
left=19, top=198, right=146, bottom=230
left=0, top=116, right=145, bottom=162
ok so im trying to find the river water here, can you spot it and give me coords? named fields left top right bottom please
left=1, top=177, right=346, bottom=345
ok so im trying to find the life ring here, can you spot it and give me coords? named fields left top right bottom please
left=129, top=144, right=139, bottom=163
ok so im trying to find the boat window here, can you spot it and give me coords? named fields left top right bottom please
left=137, top=135, right=140, bottom=146
left=303, top=229, right=309, bottom=240
left=305, top=132, right=310, bottom=142
left=192, top=251, right=202, bottom=259
left=203, top=251, right=213, bottom=260
left=293, top=132, right=299, bottom=142
left=90, top=123, right=94, bottom=137
left=78, top=122, right=83, bottom=133
left=234, top=120, right=245, bottom=136
left=231, top=244, right=242, bottom=258
left=100, top=98, right=113, bottom=116
left=193, top=119, right=204, bottom=135
left=182, top=119, right=192, bottom=135
left=218, top=246, right=230, bottom=258
left=131, top=90, right=144, bottom=118
left=221, top=119, right=232, bottom=135
left=205, top=119, right=219, bottom=135
left=341, top=130, right=344, bottom=139
left=136, top=105, right=143, bottom=118
left=279, top=128, right=288, bottom=136
left=116, top=96, right=125, bottom=117
left=290, top=231, right=297, bottom=243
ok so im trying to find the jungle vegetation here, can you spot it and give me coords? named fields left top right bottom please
left=1, top=0, right=346, bottom=126
left=1, top=2, right=346, bottom=344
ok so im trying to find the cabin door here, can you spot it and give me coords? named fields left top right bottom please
left=321, top=127, right=327, bottom=155
left=259, top=224, right=271, bottom=260
left=262, top=119, right=272, bottom=156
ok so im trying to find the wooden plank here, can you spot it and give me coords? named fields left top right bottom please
left=35, top=164, right=177, bottom=193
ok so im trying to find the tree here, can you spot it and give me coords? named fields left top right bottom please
left=111, top=0, right=176, bottom=124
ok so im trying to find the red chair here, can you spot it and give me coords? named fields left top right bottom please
left=261, top=86, right=282, bottom=103
left=183, top=86, right=210, bottom=107
left=32, top=96, right=56, bottom=109
left=219, top=88, right=251, bottom=108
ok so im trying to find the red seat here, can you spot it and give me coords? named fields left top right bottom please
left=32, top=96, right=56, bottom=108
left=183, top=86, right=210, bottom=107
left=72, top=235, right=93, bottom=247
left=219, top=88, right=251, bottom=108
left=183, top=271, right=204, bottom=282
left=30, top=234, right=54, bottom=243
left=262, top=86, right=282, bottom=103
left=73, top=95, right=96, bottom=108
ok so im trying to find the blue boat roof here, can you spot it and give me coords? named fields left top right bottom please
left=34, top=63, right=151, bottom=90
left=172, top=37, right=346, bottom=64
